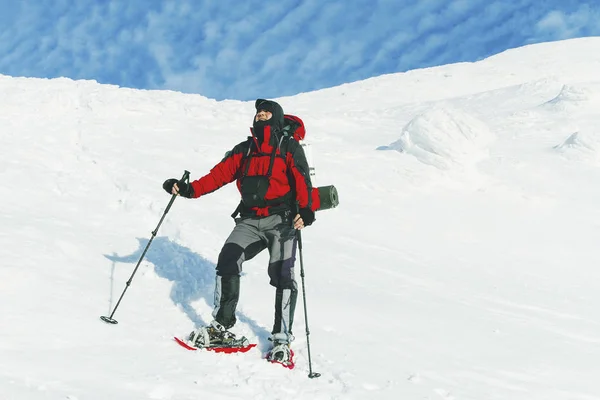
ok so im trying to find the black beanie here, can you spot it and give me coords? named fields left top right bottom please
left=255, top=99, right=275, bottom=113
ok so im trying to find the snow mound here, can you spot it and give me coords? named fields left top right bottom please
left=554, top=130, right=600, bottom=161
left=385, top=107, right=495, bottom=169
left=541, top=83, right=600, bottom=112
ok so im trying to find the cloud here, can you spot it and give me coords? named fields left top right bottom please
left=0, top=0, right=599, bottom=101
left=535, top=5, right=600, bottom=40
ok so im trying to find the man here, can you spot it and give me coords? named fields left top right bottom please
left=163, top=99, right=315, bottom=364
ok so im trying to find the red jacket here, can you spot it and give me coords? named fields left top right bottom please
left=190, top=125, right=314, bottom=217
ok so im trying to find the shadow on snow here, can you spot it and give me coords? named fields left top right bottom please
left=104, top=237, right=271, bottom=347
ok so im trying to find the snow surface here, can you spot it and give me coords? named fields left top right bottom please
left=2, top=37, right=600, bottom=399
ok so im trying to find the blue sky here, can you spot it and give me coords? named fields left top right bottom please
left=1, top=0, right=599, bottom=101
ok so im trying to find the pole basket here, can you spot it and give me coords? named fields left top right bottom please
left=100, top=316, right=118, bottom=324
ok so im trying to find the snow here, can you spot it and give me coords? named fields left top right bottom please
left=384, top=106, right=495, bottom=169
left=2, top=37, right=600, bottom=399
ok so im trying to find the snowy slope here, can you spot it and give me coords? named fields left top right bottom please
left=2, top=37, right=600, bottom=400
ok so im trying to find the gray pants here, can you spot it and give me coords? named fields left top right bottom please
left=212, top=211, right=298, bottom=340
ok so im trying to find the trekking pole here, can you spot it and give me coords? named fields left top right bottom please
left=100, top=170, right=190, bottom=325
left=297, top=230, right=321, bottom=378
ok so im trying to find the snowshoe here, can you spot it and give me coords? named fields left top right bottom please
left=266, top=341, right=295, bottom=369
left=175, top=320, right=255, bottom=353
left=187, top=320, right=243, bottom=348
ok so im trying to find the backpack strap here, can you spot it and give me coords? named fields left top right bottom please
left=240, top=139, right=278, bottom=179
left=231, top=136, right=290, bottom=218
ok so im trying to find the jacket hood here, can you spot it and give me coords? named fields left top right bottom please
left=254, top=99, right=284, bottom=132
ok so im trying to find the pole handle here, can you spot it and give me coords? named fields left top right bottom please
left=164, top=170, right=190, bottom=215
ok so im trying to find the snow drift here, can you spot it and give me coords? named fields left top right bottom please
left=541, top=82, right=600, bottom=112
left=554, top=129, right=600, bottom=162
left=385, top=106, right=494, bottom=169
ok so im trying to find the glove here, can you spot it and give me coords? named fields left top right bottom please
left=163, top=178, right=178, bottom=194
left=162, top=178, right=194, bottom=198
left=177, top=180, right=194, bottom=198
left=298, top=207, right=315, bottom=226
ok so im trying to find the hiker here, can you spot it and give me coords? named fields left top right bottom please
left=163, top=99, right=315, bottom=364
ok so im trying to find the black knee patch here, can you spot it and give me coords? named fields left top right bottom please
left=216, top=243, right=245, bottom=276
left=268, top=258, right=296, bottom=289
left=216, top=241, right=265, bottom=276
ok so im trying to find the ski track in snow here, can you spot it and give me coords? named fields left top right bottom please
left=3, top=38, right=600, bottom=399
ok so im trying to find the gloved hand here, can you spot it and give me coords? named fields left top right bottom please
left=163, top=178, right=178, bottom=194
left=298, top=207, right=315, bottom=226
left=163, top=178, right=194, bottom=198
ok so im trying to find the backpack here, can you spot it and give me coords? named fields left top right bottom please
left=282, top=114, right=306, bottom=141
left=282, top=114, right=315, bottom=179
left=283, top=114, right=337, bottom=211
